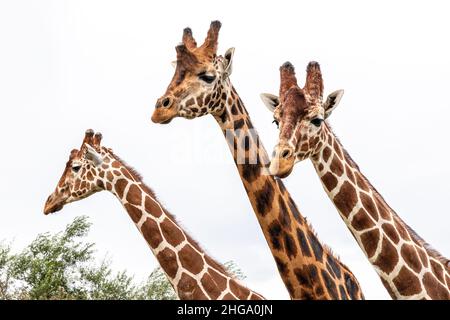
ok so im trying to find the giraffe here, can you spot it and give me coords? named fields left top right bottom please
left=260, top=61, right=450, bottom=299
left=43, top=129, right=264, bottom=300
left=151, top=21, right=364, bottom=300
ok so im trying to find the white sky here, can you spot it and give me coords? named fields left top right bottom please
left=1, top=0, right=449, bottom=300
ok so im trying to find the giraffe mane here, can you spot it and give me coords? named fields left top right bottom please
left=326, top=124, right=450, bottom=270
left=104, top=148, right=234, bottom=277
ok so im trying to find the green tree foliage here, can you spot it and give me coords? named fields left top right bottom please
left=0, top=216, right=176, bottom=300
left=0, top=216, right=246, bottom=300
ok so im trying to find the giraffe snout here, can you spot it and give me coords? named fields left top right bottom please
left=43, top=193, right=64, bottom=215
left=152, top=95, right=179, bottom=124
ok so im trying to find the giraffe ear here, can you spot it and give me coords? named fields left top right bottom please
left=223, top=47, right=235, bottom=76
left=260, top=93, right=279, bottom=113
left=323, top=89, right=344, bottom=119
left=84, top=144, right=103, bottom=167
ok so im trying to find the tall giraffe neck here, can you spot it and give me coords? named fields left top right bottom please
left=103, top=153, right=263, bottom=300
left=211, top=83, right=364, bottom=300
left=311, top=124, right=450, bottom=299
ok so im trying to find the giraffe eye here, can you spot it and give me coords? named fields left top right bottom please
left=311, top=118, right=324, bottom=127
left=72, top=165, right=81, bottom=173
left=272, top=119, right=279, bottom=128
left=198, top=72, right=216, bottom=84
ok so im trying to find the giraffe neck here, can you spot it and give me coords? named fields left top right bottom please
left=211, top=82, right=364, bottom=300
left=311, top=124, right=450, bottom=299
left=101, top=154, right=262, bottom=300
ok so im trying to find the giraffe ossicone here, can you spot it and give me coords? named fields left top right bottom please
left=261, top=61, right=450, bottom=299
left=44, top=129, right=264, bottom=300
left=152, top=21, right=365, bottom=300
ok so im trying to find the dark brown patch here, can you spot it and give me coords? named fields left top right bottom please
left=294, top=266, right=312, bottom=288
left=234, top=118, right=245, bottom=130
left=278, top=195, right=291, bottom=228
left=274, top=256, right=288, bottom=275
left=254, top=180, right=275, bottom=216
left=392, top=266, right=422, bottom=296
left=345, top=165, right=356, bottom=184
left=423, top=272, right=449, bottom=299
left=333, top=140, right=343, bottom=159
left=145, top=196, right=162, bottom=218
left=208, top=268, right=228, bottom=292
left=393, top=217, right=410, bottom=241
left=318, top=163, right=324, bottom=171
left=156, top=248, right=178, bottom=278
left=160, top=218, right=185, bottom=247
left=121, top=168, right=133, bottom=180
left=230, top=280, right=250, bottom=299
left=374, top=196, right=391, bottom=220
left=321, top=172, right=338, bottom=192
left=231, top=103, right=238, bottom=115
left=360, top=229, right=380, bottom=258
left=107, top=171, right=114, bottom=181
left=240, top=164, right=259, bottom=183
left=339, top=285, right=348, bottom=300
left=179, top=244, right=204, bottom=274
left=288, top=197, right=303, bottom=224
left=284, top=233, right=297, bottom=259
left=401, top=244, right=422, bottom=273
left=321, top=269, right=339, bottom=299
left=96, top=180, right=104, bottom=189
left=126, top=184, right=142, bottom=206
left=185, top=98, right=195, bottom=107
left=351, top=208, right=375, bottom=231
left=296, top=228, right=312, bottom=257
left=322, top=147, right=332, bottom=163
left=200, top=273, right=221, bottom=299
left=373, top=237, right=399, bottom=274
left=333, top=181, right=357, bottom=217
left=430, top=260, right=445, bottom=282
left=141, top=217, right=163, bottom=248
left=124, top=203, right=142, bottom=223
left=330, top=156, right=344, bottom=177
left=307, top=232, right=323, bottom=261
left=242, top=135, right=251, bottom=151
left=344, top=273, right=361, bottom=300
left=86, top=172, right=94, bottom=181
left=114, top=178, right=128, bottom=199
left=327, top=255, right=342, bottom=279
left=268, top=220, right=282, bottom=250
left=178, top=273, right=207, bottom=299
left=381, top=223, right=399, bottom=244
left=360, top=193, right=379, bottom=221
left=106, top=182, right=112, bottom=191
left=112, top=161, right=121, bottom=168
left=417, top=248, right=429, bottom=268
left=355, top=173, right=369, bottom=192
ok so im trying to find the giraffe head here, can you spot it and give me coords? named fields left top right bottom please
left=44, top=129, right=108, bottom=214
left=151, top=20, right=235, bottom=124
left=260, top=61, right=344, bottom=178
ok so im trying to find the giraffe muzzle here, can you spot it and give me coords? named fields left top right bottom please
left=43, top=194, right=65, bottom=215
left=151, top=96, right=179, bottom=124
left=269, top=145, right=295, bottom=178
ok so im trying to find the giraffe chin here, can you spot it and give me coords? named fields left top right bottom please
left=276, top=166, right=294, bottom=179
left=269, top=160, right=294, bottom=179
left=151, top=108, right=178, bottom=124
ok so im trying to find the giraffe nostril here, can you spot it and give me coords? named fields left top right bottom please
left=281, top=149, right=292, bottom=159
left=162, top=97, right=172, bottom=108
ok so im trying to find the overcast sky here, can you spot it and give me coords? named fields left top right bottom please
left=1, top=0, right=449, bottom=300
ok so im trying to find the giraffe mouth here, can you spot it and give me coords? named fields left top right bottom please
left=43, top=195, right=65, bottom=215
